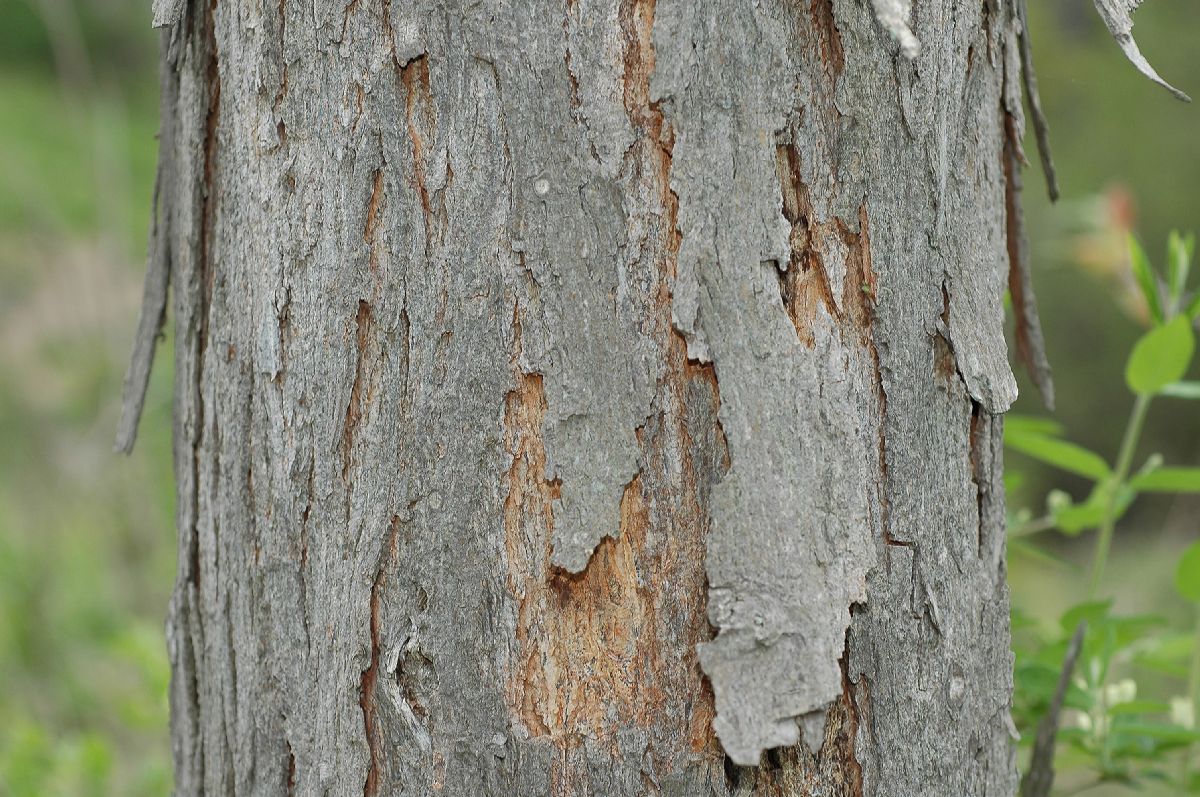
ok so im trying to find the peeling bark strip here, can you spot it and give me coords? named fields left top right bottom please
left=1004, top=114, right=1055, bottom=410
left=149, top=0, right=1023, bottom=792
left=1001, top=0, right=1054, bottom=409
left=1091, top=0, right=1191, bottom=102
left=115, top=32, right=174, bottom=454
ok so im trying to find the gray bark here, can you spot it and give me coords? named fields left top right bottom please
left=143, top=0, right=1028, bottom=792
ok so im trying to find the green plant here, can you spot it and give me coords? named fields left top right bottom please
left=1010, top=232, right=1200, bottom=794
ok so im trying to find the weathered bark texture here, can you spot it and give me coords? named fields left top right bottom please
left=146, top=0, right=1030, bottom=792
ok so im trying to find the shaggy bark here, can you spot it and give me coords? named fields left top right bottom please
left=138, top=0, right=1030, bottom=793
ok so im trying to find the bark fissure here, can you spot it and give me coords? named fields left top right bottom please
left=773, top=143, right=839, bottom=346
left=341, top=299, right=373, bottom=484
left=360, top=580, right=381, bottom=797
left=400, top=56, right=436, bottom=251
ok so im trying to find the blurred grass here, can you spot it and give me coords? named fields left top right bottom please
left=0, top=0, right=1196, bottom=794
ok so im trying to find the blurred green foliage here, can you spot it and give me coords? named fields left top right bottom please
left=1009, top=234, right=1200, bottom=794
left=0, top=0, right=1196, bottom=795
left=0, top=1, right=171, bottom=794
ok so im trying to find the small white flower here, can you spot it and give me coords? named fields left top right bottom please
left=1170, top=697, right=1195, bottom=730
left=1046, top=490, right=1072, bottom=512
left=1104, top=678, right=1137, bottom=707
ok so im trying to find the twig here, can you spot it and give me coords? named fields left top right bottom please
left=115, top=30, right=176, bottom=454
left=1020, top=621, right=1087, bottom=797
left=1004, top=113, right=1056, bottom=409
left=1015, top=0, right=1059, bottom=201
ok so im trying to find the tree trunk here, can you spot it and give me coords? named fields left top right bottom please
left=148, top=0, right=1026, bottom=792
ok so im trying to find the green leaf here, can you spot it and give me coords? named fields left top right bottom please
left=1130, top=467, right=1200, bottom=493
left=1004, top=470, right=1026, bottom=494
left=1129, top=234, right=1164, bottom=324
left=1109, top=614, right=1168, bottom=652
left=1009, top=538, right=1073, bottom=567
left=1175, top=541, right=1200, bottom=602
left=1054, top=500, right=1107, bottom=535
left=1051, top=483, right=1134, bottom=534
left=1014, top=662, right=1061, bottom=703
left=1133, top=632, right=1196, bottom=677
left=1061, top=600, right=1113, bottom=634
left=1109, top=700, right=1171, bottom=716
left=1005, top=430, right=1112, bottom=480
left=1161, top=381, right=1200, bottom=399
left=1125, top=316, right=1195, bottom=395
left=1167, top=231, right=1195, bottom=305
left=1113, top=722, right=1200, bottom=745
left=1005, top=414, right=1065, bottom=438
left=1187, top=290, right=1200, bottom=320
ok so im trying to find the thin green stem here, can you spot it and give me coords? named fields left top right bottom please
left=1010, top=515, right=1056, bottom=539
left=1087, top=394, right=1152, bottom=599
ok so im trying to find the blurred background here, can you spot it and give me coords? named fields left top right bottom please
left=0, top=0, right=1195, bottom=794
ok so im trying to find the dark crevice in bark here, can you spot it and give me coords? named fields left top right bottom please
left=341, top=299, right=373, bottom=484
left=272, top=0, right=287, bottom=110
left=772, top=142, right=839, bottom=346
left=563, top=1, right=602, bottom=166
left=189, top=0, right=221, bottom=599
left=563, top=8, right=582, bottom=115
left=857, top=232, right=891, bottom=550
left=839, top=205, right=876, bottom=343
left=968, top=399, right=986, bottom=556
left=364, top=168, right=383, bottom=271
left=400, top=56, right=437, bottom=252
left=222, top=592, right=239, bottom=794
left=185, top=612, right=204, bottom=783
left=338, top=0, right=360, bottom=43
left=718, top=650, right=867, bottom=795
left=845, top=207, right=892, bottom=574
left=807, top=0, right=845, bottom=78
left=299, top=450, right=313, bottom=572
left=378, top=2, right=400, bottom=73
left=934, top=279, right=975, bottom=394
left=838, top=642, right=866, bottom=797
left=360, top=515, right=402, bottom=797
left=186, top=0, right=222, bottom=597
left=360, top=566, right=382, bottom=797
left=274, top=286, right=291, bottom=386
left=285, top=742, right=296, bottom=795
left=197, top=0, right=219, bottom=370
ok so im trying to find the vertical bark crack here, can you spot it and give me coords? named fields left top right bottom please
left=360, top=567, right=382, bottom=797
left=341, top=299, right=373, bottom=484
left=400, top=56, right=436, bottom=253
left=773, top=143, right=839, bottom=346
